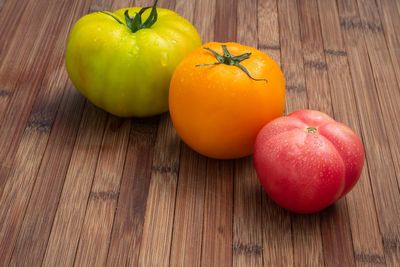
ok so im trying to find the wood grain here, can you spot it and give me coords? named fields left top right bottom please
left=277, top=0, right=308, bottom=111
left=376, top=0, right=400, bottom=88
left=106, top=117, right=158, bottom=266
left=170, top=145, right=207, bottom=267
left=137, top=1, right=182, bottom=266
left=297, top=1, right=355, bottom=266
left=9, top=88, right=85, bottom=267
left=42, top=104, right=107, bottom=267
left=201, top=159, right=233, bottom=267
left=74, top=116, right=131, bottom=266
left=0, top=0, right=81, bottom=195
left=356, top=0, right=400, bottom=190
left=338, top=0, right=400, bottom=265
left=138, top=116, right=181, bottom=267
left=1, top=0, right=400, bottom=266
left=317, top=0, right=386, bottom=265
left=355, top=0, right=400, bottom=265
left=40, top=0, right=124, bottom=263
left=169, top=0, right=214, bottom=266
left=234, top=0, right=263, bottom=266
left=200, top=1, right=234, bottom=266
left=0, top=0, right=91, bottom=264
left=278, top=1, right=325, bottom=266
left=258, top=1, right=294, bottom=266
left=0, top=0, right=29, bottom=59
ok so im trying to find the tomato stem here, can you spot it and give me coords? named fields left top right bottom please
left=100, top=0, right=159, bottom=33
left=306, top=127, right=318, bottom=134
left=125, top=0, right=159, bottom=33
left=100, top=11, right=124, bottom=24
left=196, top=45, right=268, bottom=83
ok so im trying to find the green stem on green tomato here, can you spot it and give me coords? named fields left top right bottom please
left=196, top=45, right=268, bottom=83
left=100, top=0, right=159, bottom=33
left=99, top=11, right=124, bottom=24
left=125, top=0, right=159, bottom=33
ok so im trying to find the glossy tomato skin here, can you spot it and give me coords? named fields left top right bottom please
left=169, top=42, right=286, bottom=159
left=254, top=110, right=364, bottom=213
left=66, top=8, right=201, bottom=117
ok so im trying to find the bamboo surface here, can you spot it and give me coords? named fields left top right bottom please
left=0, top=0, right=400, bottom=266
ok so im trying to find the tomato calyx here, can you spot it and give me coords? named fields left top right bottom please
left=124, top=0, right=159, bottom=33
left=100, top=11, right=124, bottom=24
left=101, top=0, right=159, bottom=33
left=306, top=126, right=318, bottom=134
left=196, top=45, right=268, bottom=83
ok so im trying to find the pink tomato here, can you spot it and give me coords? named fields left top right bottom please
left=254, top=110, right=364, bottom=213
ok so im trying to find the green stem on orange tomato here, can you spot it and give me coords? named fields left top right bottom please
left=196, top=45, right=268, bottom=83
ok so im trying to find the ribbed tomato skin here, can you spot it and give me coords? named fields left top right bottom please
left=254, top=110, right=364, bottom=213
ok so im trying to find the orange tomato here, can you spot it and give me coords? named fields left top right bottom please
left=169, top=42, right=285, bottom=159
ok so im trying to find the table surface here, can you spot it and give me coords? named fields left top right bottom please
left=1, top=0, right=400, bottom=266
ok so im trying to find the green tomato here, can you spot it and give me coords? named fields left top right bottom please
left=66, top=5, right=201, bottom=117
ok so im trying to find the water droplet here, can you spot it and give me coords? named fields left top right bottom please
left=160, top=52, right=168, bottom=67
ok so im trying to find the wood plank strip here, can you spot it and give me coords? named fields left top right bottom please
left=0, top=122, right=50, bottom=266
left=258, top=1, right=293, bottom=266
left=233, top=158, right=264, bottom=267
left=105, top=117, right=158, bottom=266
left=0, top=0, right=80, bottom=194
left=277, top=0, right=308, bottom=111
left=261, top=194, right=293, bottom=267
left=278, top=1, right=324, bottom=266
left=354, top=0, right=400, bottom=265
left=198, top=1, right=236, bottom=266
left=317, top=0, right=385, bottom=265
left=137, top=0, right=192, bottom=265
left=37, top=0, right=115, bottom=266
left=201, top=160, right=233, bottom=267
left=174, top=0, right=195, bottom=22
left=0, top=0, right=28, bottom=58
left=297, top=1, right=355, bottom=266
left=106, top=0, right=174, bottom=265
left=193, top=0, right=215, bottom=44
left=8, top=88, right=85, bottom=266
left=0, top=0, right=62, bottom=120
left=355, top=0, right=400, bottom=189
left=0, top=85, right=75, bottom=267
left=41, top=104, right=107, bottom=267
left=138, top=116, right=181, bottom=267
left=136, top=0, right=175, bottom=9
left=214, top=0, right=237, bottom=43
left=170, top=145, right=207, bottom=267
left=169, top=0, right=214, bottom=266
left=234, top=0, right=263, bottom=266
left=73, top=116, right=131, bottom=266
left=258, top=0, right=281, bottom=63
left=0, top=0, right=91, bottom=265
left=71, top=0, right=139, bottom=249
left=337, top=0, right=400, bottom=265
left=356, top=0, right=400, bottom=188
left=41, top=0, right=133, bottom=265
left=376, top=0, right=400, bottom=89
left=297, top=0, right=332, bottom=113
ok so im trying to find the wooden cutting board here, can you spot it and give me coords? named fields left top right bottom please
left=0, top=0, right=399, bottom=266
